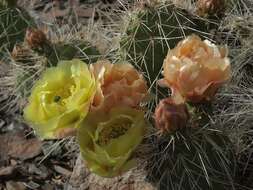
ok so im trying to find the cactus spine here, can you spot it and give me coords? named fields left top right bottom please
left=0, top=0, right=35, bottom=57
left=147, top=128, right=236, bottom=190
left=25, top=28, right=100, bottom=66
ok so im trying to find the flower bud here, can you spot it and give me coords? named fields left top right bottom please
left=196, top=0, right=226, bottom=17
left=25, top=28, right=47, bottom=49
left=154, top=98, right=189, bottom=133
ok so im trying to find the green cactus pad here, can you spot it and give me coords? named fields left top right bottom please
left=0, top=3, right=35, bottom=57
left=147, top=128, right=236, bottom=190
left=120, top=4, right=215, bottom=99
left=34, top=41, right=100, bottom=67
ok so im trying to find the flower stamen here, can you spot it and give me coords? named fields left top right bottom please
left=54, top=96, right=61, bottom=103
left=97, top=118, right=132, bottom=146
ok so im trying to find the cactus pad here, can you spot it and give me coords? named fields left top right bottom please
left=0, top=2, right=35, bottom=57
left=147, top=128, right=236, bottom=190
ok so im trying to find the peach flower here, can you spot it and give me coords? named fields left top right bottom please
left=160, top=34, right=231, bottom=103
left=90, top=60, right=148, bottom=111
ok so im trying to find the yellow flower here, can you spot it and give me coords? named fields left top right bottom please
left=90, top=60, right=148, bottom=111
left=23, top=59, right=96, bottom=139
left=77, top=107, right=147, bottom=177
left=161, top=34, right=231, bottom=103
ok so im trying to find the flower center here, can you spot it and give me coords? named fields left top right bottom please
left=97, top=118, right=132, bottom=146
left=54, top=96, right=61, bottom=102
left=52, top=81, right=75, bottom=105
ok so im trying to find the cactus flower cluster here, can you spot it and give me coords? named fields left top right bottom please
left=151, top=35, right=234, bottom=190
left=23, top=58, right=149, bottom=177
left=78, top=60, right=149, bottom=177
left=155, top=34, right=231, bottom=133
left=24, top=34, right=231, bottom=179
left=14, top=0, right=236, bottom=186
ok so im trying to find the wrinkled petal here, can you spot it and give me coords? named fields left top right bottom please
left=90, top=60, right=148, bottom=111
left=162, top=34, right=231, bottom=102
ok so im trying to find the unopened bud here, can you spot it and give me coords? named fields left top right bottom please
left=25, top=28, right=47, bottom=49
left=196, top=0, right=226, bottom=17
left=154, top=98, right=189, bottom=134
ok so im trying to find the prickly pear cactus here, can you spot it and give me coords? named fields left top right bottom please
left=0, top=24, right=101, bottom=114
left=120, top=3, right=215, bottom=98
left=25, top=28, right=100, bottom=66
left=0, top=0, right=35, bottom=57
left=147, top=128, right=236, bottom=190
